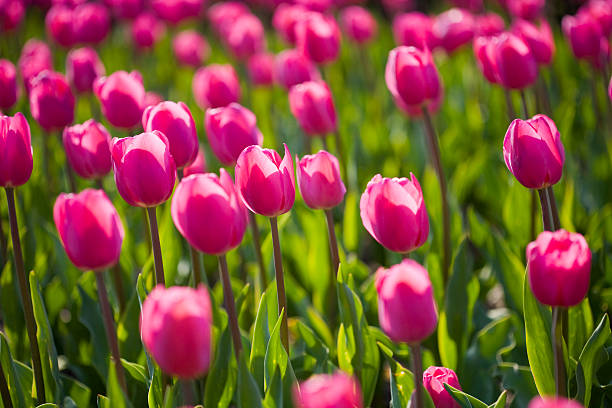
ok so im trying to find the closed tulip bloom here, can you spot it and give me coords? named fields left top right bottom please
left=473, top=36, right=500, bottom=84
left=528, top=397, right=585, bottom=408
left=45, top=5, right=76, bottom=48
left=0, top=60, right=17, bottom=110
left=140, top=285, right=212, bottom=378
left=225, top=13, right=265, bottom=60
left=144, top=91, right=163, bottom=108
left=108, top=0, right=143, bottom=19
left=289, top=81, right=337, bottom=136
left=423, top=367, right=462, bottom=408
left=207, top=1, right=249, bottom=37
left=18, top=39, right=53, bottom=93
left=205, top=103, right=263, bottom=166
left=392, top=12, right=435, bottom=49
left=173, top=30, right=209, bottom=68
left=131, top=12, right=166, bottom=50
left=29, top=70, right=75, bottom=131
left=63, top=120, right=111, bottom=179
left=73, top=3, right=110, bottom=44
left=583, top=0, right=612, bottom=37
left=295, top=12, right=341, bottom=65
left=0, top=0, right=24, bottom=32
left=296, top=150, right=345, bottom=210
left=293, top=0, right=332, bottom=12
left=340, top=6, right=377, bottom=44
left=383, top=0, right=414, bottom=15
left=142, top=101, right=198, bottom=169
left=235, top=144, right=295, bottom=217
left=432, top=8, right=475, bottom=54
left=247, top=53, right=275, bottom=86
left=609, top=75, right=611, bottom=102
left=293, top=372, right=363, bottom=408
left=94, top=70, right=145, bottom=129
left=183, top=147, right=207, bottom=177
left=385, top=46, right=442, bottom=114
left=562, top=13, right=604, bottom=60
left=360, top=173, right=429, bottom=253
left=66, top=47, right=105, bottom=93
left=475, top=12, right=505, bottom=36
left=450, top=0, right=482, bottom=11
left=275, top=49, right=321, bottom=90
left=503, top=114, right=564, bottom=189
left=507, top=0, right=544, bottom=20
left=192, top=64, right=241, bottom=109
left=494, top=32, right=537, bottom=90
left=512, top=19, right=555, bottom=65
left=272, top=3, right=308, bottom=45
left=111, top=131, right=177, bottom=207
left=151, top=0, right=203, bottom=24
left=376, top=259, right=438, bottom=343
left=0, top=113, right=32, bottom=187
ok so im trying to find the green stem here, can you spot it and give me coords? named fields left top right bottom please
left=324, top=209, right=339, bottom=326
left=249, top=212, right=267, bottom=289
left=530, top=189, right=537, bottom=241
left=146, top=207, right=165, bottom=286
left=546, top=186, right=561, bottom=230
left=552, top=306, right=567, bottom=397
left=190, top=246, right=203, bottom=287
left=269, top=217, right=289, bottom=353
left=410, top=343, right=423, bottom=408
left=520, top=90, right=529, bottom=119
left=110, top=263, right=126, bottom=313
left=537, top=189, right=554, bottom=232
left=333, top=131, right=347, bottom=180
left=0, top=359, right=12, bottom=408
left=181, top=379, right=194, bottom=405
left=218, top=254, right=242, bottom=359
left=504, top=88, right=516, bottom=121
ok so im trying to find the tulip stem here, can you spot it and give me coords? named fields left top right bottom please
left=146, top=206, right=165, bottom=286
left=269, top=217, right=289, bottom=353
left=5, top=187, right=45, bottom=403
left=520, top=90, right=529, bottom=119
left=537, top=189, right=554, bottom=232
left=552, top=306, right=567, bottom=397
left=333, top=131, right=347, bottom=179
left=0, top=357, right=12, bottom=408
left=410, top=343, right=423, bottom=408
left=181, top=379, right=194, bottom=405
left=421, top=107, right=451, bottom=284
left=324, top=209, right=339, bottom=325
left=546, top=186, right=561, bottom=230
left=503, top=88, right=516, bottom=121
left=190, top=246, right=204, bottom=287
left=110, top=264, right=126, bottom=313
left=218, top=254, right=242, bottom=359
left=249, top=212, right=268, bottom=289
left=530, top=190, right=537, bottom=241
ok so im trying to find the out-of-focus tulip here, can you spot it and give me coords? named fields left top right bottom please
left=224, top=13, right=265, bottom=60
left=144, top=91, right=163, bottom=108
left=73, top=3, right=110, bottom=44
left=360, top=173, right=429, bottom=253
left=563, top=13, right=604, bottom=61
left=293, top=372, right=364, bottom=408
left=54, top=189, right=124, bottom=270
left=207, top=1, right=249, bottom=36
left=18, top=39, right=53, bottom=93
left=0, top=60, right=17, bottom=110
left=473, top=36, right=500, bottom=84
left=494, top=32, right=537, bottom=90
left=609, top=75, right=611, bottom=102
left=173, top=30, right=209, bottom=68
left=140, top=285, right=212, bottom=378
left=507, top=0, right=545, bottom=20
left=192, top=64, right=241, bottom=109
left=432, top=8, right=475, bottom=54
left=392, top=12, right=435, bottom=49
left=235, top=144, right=295, bottom=217
left=151, top=0, right=203, bottom=24
left=45, top=5, right=76, bottom=48
left=527, top=229, right=591, bottom=307
left=376, top=259, right=438, bottom=343
left=289, top=81, right=337, bottom=136
left=94, top=70, right=145, bottom=129
left=142, top=101, right=198, bottom=169
left=272, top=3, right=308, bottom=45
left=183, top=147, right=207, bottom=176
left=29, top=70, right=75, bottom=131
left=295, top=11, right=341, bottom=65
left=107, top=0, right=143, bottom=19
left=296, top=150, right=345, bottom=210
left=383, top=0, right=414, bottom=15
left=171, top=169, right=247, bottom=254
left=512, top=19, right=555, bottom=65
left=63, top=119, right=111, bottom=179
left=66, top=47, right=105, bottom=93
left=111, top=131, right=177, bottom=207
left=293, top=0, right=332, bottom=12
left=582, top=0, right=612, bottom=37
left=528, top=397, right=585, bottom=408
left=205, top=102, right=263, bottom=166
left=247, top=53, right=275, bottom=86
left=475, top=12, right=505, bottom=36
left=340, top=6, right=377, bottom=45
left=423, top=366, right=462, bottom=408
left=131, top=12, right=166, bottom=50
left=0, top=113, right=32, bottom=187
left=0, top=0, right=24, bottom=32
left=503, top=114, right=564, bottom=189
left=275, top=49, right=321, bottom=90
left=450, top=0, right=482, bottom=11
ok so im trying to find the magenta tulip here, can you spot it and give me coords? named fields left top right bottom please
left=272, top=3, right=308, bottom=45
left=609, top=75, right=611, bottom=102
left=0, top=113, right=32, bottom=187
left=173, top=30, right=209, bottom=68
left=392, top=12, right=435, bottom=49
left=293, top=371, right=364, bottom=408
left=423, top=366, right=462, bottom=408
left=45, top=5, right=76, bottom=48
left=383, top=0, right=414, bottom=15
left=207, top=1, right=249, bottom=37
left=562, top=13, right=604, bottom=61
left=0, top=59, right=17, bottom=110
left=296, top=150, right=345, bottom=210
left=183, top=147, right=207, bottom=177
left=192, top=64, right=241, bottom=109
left=295, top=11, right=341, bottom=65
left=247, top=53, right=275, bottom=86
left=507, top=0, right=545, bottom=20
left=582, top=0, right=612, bottom=37
left=475, top=12, right=505, bottom=37
left=18, top=39, right=53, bottom=93
left=73, top=3, right=110, bottom=45
left=131, top=12, right=166, bottom=50
left=432, top=8, right=475, bottom=54
left=151, top=0, right=203, bottom=25
left=528, top=397, right=584, bottom=408
left=293, top=0, right=332, bottom=12
left=224, top=13, right=265, bottom=60
left=144, top=91, right=163, bottom=108
left=494, top=32, right=538, bottom=90
left=66, top=47, right=105, bottom=94
left=108, top=0, right=143, bottom=19
left=289, top=81, right=337, bottom=136
left=94, top=70, right=145, bottom=129
left=0, top=0, right=24, bottom=32
left=340, top=6, right=377, bottom=45
left=29, top=70, right=75, bottom=131
left=450, top=0, right=482, bottom=11
left=512, top=19, right=555, bottom=65
left=473, top=36, right=500, bottom=84
left=63, top=120, right=111, bottom=179
left=275, top=49, right=321, bottom=90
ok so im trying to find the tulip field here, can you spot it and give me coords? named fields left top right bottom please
left=1, top=0, right=612, bottom=407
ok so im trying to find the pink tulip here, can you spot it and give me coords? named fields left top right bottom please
left=0, top=113, right=32, bottom=187
left=340, top=6, right=377, bottom=45
left=18, top=39, right=53, bottom=93
left=142, top=101, right=198, bottom=169
left=494, top=32, right=538, bottom=90
left=423, top=366, right=462, bottom=408
left=376, top=259, right=438, bottom=343
left=475, top=12, right=505, bottom=36
left=173, top=30, right=209, bottom=68
left=53, top=0, right=86, bottom=7
left=107, top=0, right=143, bottom=19
left=73, top=3, right=110, bottom=45
left=151, top=0, right=204, bottom=24
left=609, top=75, right=611, bottom=102
left=392, top=12, right=435, bottom=49
left=0, top=59, right=17, bottom=110
left=275, top=49, right=321, bottom=90
left=111, top=131, right=177, bottom=207
left=183, top=147, right=207, bottom=177
left=382, top=0, right=414, bottom=15
left=503, top=114, right=565, bottom=189
left=29, top=70, right=75, bottom=131
left=235, top=144, right=295, bottom=217
left=513, top=19, right=555, bottom=65
left=289, top=81, right=337, bottom=136
left=0, top=0, right=24, bottom=32
left=131, top=12, right=166, bottom=50
left=563, top=13, right=605, bottom=61
left=296, top=150, right=345, bottom=210
left=293, top=372, right=363, bottom=408
left=473, top=36, right=500, bottom=84
left=295, top=11, right=341, bottom=65
left=293, top=0, right=332, bottom=12
left=450, top=0, right=482, bottom=11
left=140, top=285, right=212, bottom=378
left=582, top=0, right=612, bottom=37
left=192, top=64, right=241, bottom=109
left=432, top=8, right=475, bottom=54
left=360, top=173, right=429, bottom=253
left=171, top=169, right=247, bottom=255
left=247, top=53, right=275, bottom=86
left=207, top=1, right=249, bottom=37
left=144, top=91, right=163, bottom=108
left=224, top=13, right=265, bottom=60
left=94, top=70, right=145, bottom=129
left=63, top=119, right=112, bottom=179
left=507, top=0, right=545, bottom=20
left=45, top=5, right=76, bottom=48
left=528, top=397, right=585, bottom=408
left=272, top=3, right=308, bottom=45
left=66, top=47, right=105, bottom=93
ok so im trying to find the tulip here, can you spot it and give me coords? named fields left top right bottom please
left=272, top=3, right=308, bottom=45
left=382, top=0, right=414, bottom=15
left=0, top=59, right=17, bottom=110
left=0, top=113, right=32, bottom=187
left=360, top=173, right=429, bottom=253
left=108, top=0, right=143, bottom=19
left=131, top=12, right=166, bottom=50
left=0, top=0, right=24, bottom=32
left=207, top=1, right=249, bottom=37
left=29, top=70, right=75, bottom=131
left=296, top=150, right=345, bottom=210
left=507, top=0, right=545, bottom=21
left=503, top=114, right=565, bottom=190
left=475, top=12, right=505, bottom=37
left=562, top=13, right=604, bottom=61
left=205, top=103, right=263, bottom=166
left=450, top=0, right=482, bottom=11
left=528, top=397, right=584, bottom=408
left=192, top=64, right=241, bottom=109
left=173, top=30, right=209, bottom=68
left=392, top=12, right=435, bottom=50
left=275, top=49, right=321, bottom=90
left=423, top=366, right=462, bottom=408
left=473, top=36, right=500, bottom=84
left=144, top=91, right=163, bottom=108
left=151, top=0, right=203, bottom=24
left=18, top=39, right=53, bottom=93
left=224, top=13, right=265, bottom=60
left=582, top=0, right=612, bottom=38
left=289, top=81, right=337, bottom=136
left=293, top=0, right=332, bottom=12
left=494, top=32, right=538, bottom=90
left=340, top=6, right=377, bottom=45
left=295, top=12, right=341, bottom=65
left=142, top=101, right=198, bottom=169
left=183, top=147, right=207, bottom=177
left=512, top=19, right=555, bottom=65
left=609, top=75, right=611, bottom=103
left=140, top=285, right=213, bottom=378
left=432, top=8, right=475, bottom=54
left=63, top=120, right=112, bottom=180
left=293, top=372, right=364, bottom=408
left=94, top=70, right=145, bottom=129
left=247, top=53, right=275, bottom=86
left=45, top=5, right=76, bottom=48
left=66, top=47, right=105, bottom=94
left=73, top=3, right=110, bottom=44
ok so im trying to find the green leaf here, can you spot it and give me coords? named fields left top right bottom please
left=0, top=331, right=29, bottom=407
left=97, top=394, right=111, bottom=408
left=294, top=320, right=329, bottom=372
left=204, top=323, right=237, bottom=408
left=443, top=384, right=488, bottom=408
left=250, top=283, right=278, bottom=392
left=378, top=341, right=413, bottom=408
left=237, top=353, right=263, bottom=408
left=147, top=366, right=163, bottom=408
left=107, top=361, right=133, bottom=408
left=121, top=359, right=148, bottom=385
left=60, top=374, right=91, bottom=408
left=488, top=390, right=507, bottom=408
left=264, top=309, right=296, bottom=407
left=569, top=299, right=594, bottom=363
left=575, top=314, right=611, bottom=406
left=77, top=284, right=109, bottom=381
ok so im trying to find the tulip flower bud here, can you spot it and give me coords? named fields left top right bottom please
left=45, top=5, right=76, bottom=48
left=275, top=49, right=321, bottom=90
left=235, top=144, right=295, bottom=217
left=205, top=103, right=263, bottom=166
left=494, top=32, right=538, bottom=90
left=66, top=47, right=105, bottom=94
left=173, top=30, right=209, bottom=68
left=183, top=147, right=207, bottom=177
left=503, top=114, right=564, bottom=190
left=0, top=0, right=24, bottom=32
left=296, top=150, right=345, bottom=210
left=507, top=0, right=544, bottom=21
left=295, top=12, right=341, bottom=65
left=376, top=259, right=438, bottom=343
left=609, top=75, right=611, bottom=103
left=582, top=0, right=612, bottom=38
left=131, top=12, right=166, bottom=50
left=63, top=120, right=111, bottom=179
left=340, top=6, right=377, bottom=45
left=473, top=36, right=500, bottom=84
left=151, top=0, right=203, bottom=25
left=144, top=91, right=163, bottom=108
left=18, top=39, right=53, bottom=93
left=0, top=113, right=32, bottom=187
left=0, top=59, right=17, bottom=110
left=207, top=1, right=249, bottom=37
left=527, top=229, right=591, bottom=307
left=29, top=70, right=75, bottom=131
left=273, top=3, right=308, bottom=45
left=392, top=12, right=435, bottom=50
left=562, top=13, right=604, bottom=61
left=528, top=397, right=585, bottom=408
left=512, top=19, right=555, bottom=65
left=475, top=12, right=505, bottom=37
left=385, top=46, right=442, bottom=115
left=73, top=3, right=110, bottom=44
left=293, top=372, right=364, bottom=408
left=423, top=366, right=462, bottom=408
left=293, top=0, right=332, bottom=12
left=432, top=8, right=475, bottom=54
left=142, top=101, right=198, bottom=169
left=383, top=0, right=414, bottom=15
left=247, top=53, right=275, bottom=86
left=289, top=81, right=337, bottom=136
left=94, top=70, right=145, bottom=129
left=109, top=0, right=143, bottom=19
left=193, top=64, right=241, bottom=109
left=111, top=131, right=177, bottom=207
left=224, top=13, right=265, bottom=61
left=140, top=285, right=212, bottom=378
